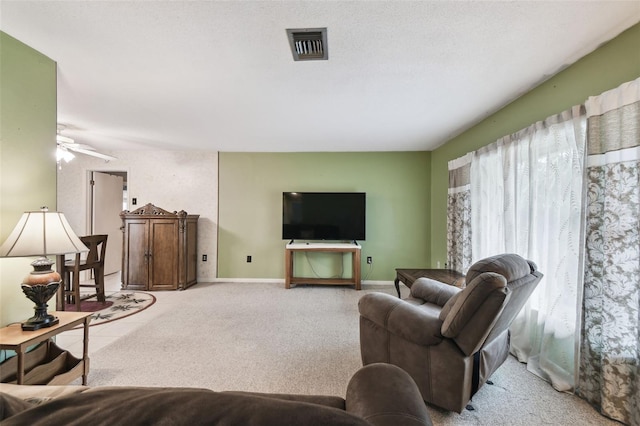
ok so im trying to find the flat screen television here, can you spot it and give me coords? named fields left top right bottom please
left=282, top=192, right=366, bottom=241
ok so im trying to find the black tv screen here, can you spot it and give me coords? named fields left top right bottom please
left=282, top=192, right=366, bottom=241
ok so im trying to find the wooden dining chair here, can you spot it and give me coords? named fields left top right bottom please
left=61, top=234, right=108, bottom=311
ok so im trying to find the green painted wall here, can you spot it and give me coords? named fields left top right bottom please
left=429, top=23, right=640, bottom=267
left=0, top=32, right=57, bottom=326
left=218, top=152, right=431, bottom=281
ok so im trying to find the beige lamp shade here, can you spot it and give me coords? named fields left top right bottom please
left=0, top=208, right=88, bottom=257
left=0, top=208, right=88, bottom=330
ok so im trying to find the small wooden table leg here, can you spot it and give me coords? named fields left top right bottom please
left=16, top=349, right=25, bottom=385
left=394, top=277, right=401, bottom=298
left=82, top=316, right=90, bottom=385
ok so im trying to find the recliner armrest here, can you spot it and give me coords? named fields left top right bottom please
left=410, top=278, right=460, bottom=306
left=358, top=293, right=443, bottom=346
left=346, top=363, right=433, bottom=426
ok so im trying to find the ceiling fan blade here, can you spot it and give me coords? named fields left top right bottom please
left=56, top=134, right=75, bottom=144
left=65, top=146, right=117, bottom=161
left=65, top=143, right=96, bottom=150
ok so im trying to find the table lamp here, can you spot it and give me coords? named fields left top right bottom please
left=0, top=207, right=88, bottom=330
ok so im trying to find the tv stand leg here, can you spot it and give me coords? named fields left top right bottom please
left=285, top=248, right=293, bottom=289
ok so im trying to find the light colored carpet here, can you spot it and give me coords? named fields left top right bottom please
left=89, top=282, right=615, bottom=425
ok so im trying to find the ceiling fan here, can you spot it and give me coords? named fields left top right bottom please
left=56, top=125, right=117, bottom=163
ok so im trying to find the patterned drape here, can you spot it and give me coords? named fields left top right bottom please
left=578, top=78, right=640, bottom=425
left=447, top=153, right=472, bottom=273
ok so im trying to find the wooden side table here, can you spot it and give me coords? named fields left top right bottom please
left=394, top=268, right=465, bottom=298
left=0, top=311, right=92, bottom=385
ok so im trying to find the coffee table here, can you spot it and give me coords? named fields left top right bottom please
left=394, top=268, right=465, bottom=298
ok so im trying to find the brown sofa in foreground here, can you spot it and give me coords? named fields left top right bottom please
left=0, top=363, right=432, bottom=425
left=359, top=253, right=543, bottom=413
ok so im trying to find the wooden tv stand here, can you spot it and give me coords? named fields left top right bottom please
left=284, top=243, right=361, bottom=290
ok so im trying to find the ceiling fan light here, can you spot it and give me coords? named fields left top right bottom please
left=56, top=147, right=75, bottom=163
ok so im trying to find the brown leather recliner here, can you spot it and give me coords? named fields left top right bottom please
left=358, top=253, right=543, bottom=413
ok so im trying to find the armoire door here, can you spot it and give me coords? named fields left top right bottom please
left=149, top=219, right=179, bottom=290
left=122, top=219, right=149, bottom=290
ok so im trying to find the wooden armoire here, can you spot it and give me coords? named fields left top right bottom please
left=120, top=203, right=199, bottom=291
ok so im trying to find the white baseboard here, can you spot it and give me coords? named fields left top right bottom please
left=362, top=280, right=393, bottom=286
left=207, top=278, right=393, bottom=286
left=211, top=278, right=285, bottom=284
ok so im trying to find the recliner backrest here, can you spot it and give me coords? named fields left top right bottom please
left=438, top=254, right=543, bottom=355
left=439, top=272, right=510, bottom=355
left=482, top=259, right=542, bottom=345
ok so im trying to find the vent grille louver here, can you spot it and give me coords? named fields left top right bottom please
left=286, top=28, right=328, bottom=61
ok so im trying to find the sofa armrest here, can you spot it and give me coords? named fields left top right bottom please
left=1, top=392, right=35, bottom=421
left=345, top=363, right=432, bottom=426
left=0, top=384, right=89, bottom=403
left=410, top=277, right=460, bottom=306
left=0, top=384, right=89, bottom=422
left=358, top=293, right=443, bottom=346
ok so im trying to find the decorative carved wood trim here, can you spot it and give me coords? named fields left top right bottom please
left=120, top=203, right=184, bottom=218
left=177, top=210, right=187, bottom=233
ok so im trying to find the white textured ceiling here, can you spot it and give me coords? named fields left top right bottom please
left=1, top=1, right=639, bottom=153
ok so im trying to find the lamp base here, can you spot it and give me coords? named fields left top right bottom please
left=20, top=281, right=61, bottom=331
left=21, top=313, right=59, bottom=331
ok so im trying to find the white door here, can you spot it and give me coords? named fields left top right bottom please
left=91, top=171, right=124, bottom=275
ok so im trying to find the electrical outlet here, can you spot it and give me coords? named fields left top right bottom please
left=202, top=254, right=207, bottom=262
left=132, top=197, right=137, bottom=205
left=366, top=256, right=372, bottom=264
left=247, top=255, right=252, bottom=263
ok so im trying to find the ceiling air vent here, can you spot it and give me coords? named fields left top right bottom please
left=286, top=28, right=328, bottom=61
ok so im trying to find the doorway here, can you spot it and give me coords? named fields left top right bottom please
left=88, top=171, right=127, bottom=275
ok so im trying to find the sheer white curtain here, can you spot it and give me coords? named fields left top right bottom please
left=470, top=105, right=586, bottom=390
